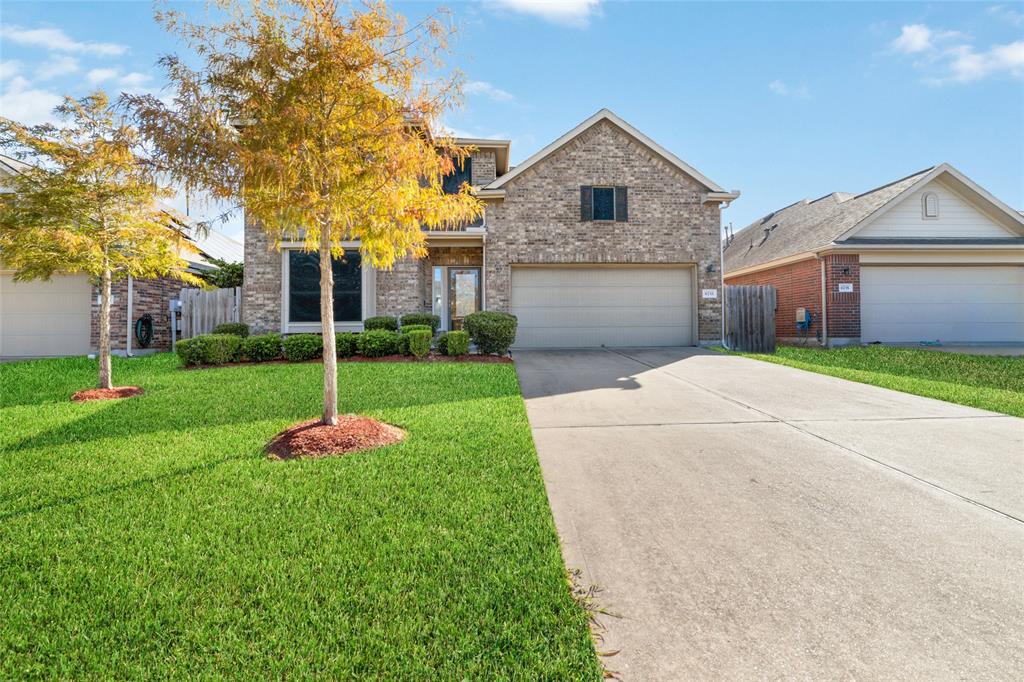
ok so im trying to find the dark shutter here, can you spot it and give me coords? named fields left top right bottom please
left=615, top=186, right=628, bottom=222
left=580, top=186, right=593, bottom=221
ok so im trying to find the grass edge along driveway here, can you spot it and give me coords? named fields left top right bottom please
left=716, top=344, right=1023, bottom=418
left=0, top=354, right=601, bottom=679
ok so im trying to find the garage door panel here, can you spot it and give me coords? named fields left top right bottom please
left=511, top=266, right=694, bottom=348
left=1, top=274, right=92, bottom=357
left=512, top=286, right=689, bottom=308
left=861, top=266, right=1024, bottom=343
left=516, top=325, right=691, bottom=349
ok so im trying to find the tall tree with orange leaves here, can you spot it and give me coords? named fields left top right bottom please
left=127, top=0, right=481, bottom=425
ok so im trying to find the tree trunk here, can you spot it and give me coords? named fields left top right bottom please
left=98, top=266, right=113, bottom=389
left=319, top=228, right=338, bottom=425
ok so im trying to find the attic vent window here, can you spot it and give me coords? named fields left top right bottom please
left=922, top=191, right=939, bottom=219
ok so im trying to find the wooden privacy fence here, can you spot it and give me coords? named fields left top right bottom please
left=179, top=286, right=241, bottom=338
left=725, top=284, right=777, bottom=353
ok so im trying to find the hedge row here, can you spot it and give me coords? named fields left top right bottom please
left=176, top=312, right=516, bottom=366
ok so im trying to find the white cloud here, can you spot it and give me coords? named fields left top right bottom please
left=988, top=5, right=1024, bottom=26
left=888, top=21, right=1022, bottom=85
left=768, top=79, right=810, bottom=98
left=0, top=25, right=128, bottom=56
left=36, top=55, right=79, bottom=80
left=491, top=0, right=601, bottom=28
left=0, top=60, right=22, bottom=81
left=0, top=76, right=63, bottom=124
left=465, top=80, right=515, bottom=102
left=86, top=67, right=119, bottom=84
left=943, top=40, right=1024, bottom=83
left=890, top=24, right=963, bottom=54
left=118, top=72, right=153, bottom=89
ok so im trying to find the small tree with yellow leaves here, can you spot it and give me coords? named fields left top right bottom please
left=126, top=0, right=481, bottom=425
left=0, top=92, right=200, bottom=391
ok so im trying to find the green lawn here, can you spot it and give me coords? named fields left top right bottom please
left=0, top=354, right=600, bottom=679
left=720, top=345, right=1024, bottom=417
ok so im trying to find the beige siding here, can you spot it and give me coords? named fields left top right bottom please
left=856, top=179, right=1016, bottom=239
left=1, top=273, right=92, bottom=357
left=511, top=265, right=694, bottom=348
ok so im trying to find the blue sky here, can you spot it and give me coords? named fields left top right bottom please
left=1, top=0, right=1022, bottom=242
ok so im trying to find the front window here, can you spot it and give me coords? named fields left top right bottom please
left=288, top=250, right=361, bottom=322
left=592, top=187, right=616, bottom=220
left=442, top=156, right=473, bottom=194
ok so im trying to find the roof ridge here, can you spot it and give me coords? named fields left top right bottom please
left=850, top=166, right=935, bottom=200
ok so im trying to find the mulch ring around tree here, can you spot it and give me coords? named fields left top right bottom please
left=71, top=386, right=145, bottom=402
left=266, top=416, right=406, bottom=460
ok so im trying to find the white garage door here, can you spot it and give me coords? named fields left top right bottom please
left=861, top=266, right=1024, bottom=343
left=0, top=273, right=92, bottom=358
left=510, top=266, right=694, bottom=348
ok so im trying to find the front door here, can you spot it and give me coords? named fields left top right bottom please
left=448, top=267, right=481, bottom=331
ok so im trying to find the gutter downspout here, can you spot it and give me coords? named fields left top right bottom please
left=818, top=256, right=828, bottom=348
left=126, top=274, right=134, bottom=357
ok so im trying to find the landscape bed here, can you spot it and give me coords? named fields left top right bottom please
left=0, top=354, right=600, bottom=679
left=720, top=344, right=1024, bottom=417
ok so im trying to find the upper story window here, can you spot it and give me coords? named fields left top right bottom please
left=442, top=157, right=473, bottom=194
left=922, top=191, right=939, bottom=219
left=580, top=185, right=628, bottom=222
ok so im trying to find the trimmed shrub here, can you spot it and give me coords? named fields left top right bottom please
left=335, top=332, right=359, bottom=358
left=400, top=313, right=441, bottom=333
left=283, top=334, right=322, bottom=362
left=176, top=333, right=243, bottom=366
left=406, top=329, right=432, bottom=358
left=441, top=330, right=470, bottom=356
left=399, top=324, right=432, bottom=336
left=464, top=311, right=517, bottom=355
left=363, top=316, right=398, bottom=331
left=212, top=322, right=249, bottom=337
left=241, top=333, right=282, bottom=362
left=357, top=329, right=400, bottom=358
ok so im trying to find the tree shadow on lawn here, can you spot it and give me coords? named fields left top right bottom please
left=4, top=362, right=522, bottom=453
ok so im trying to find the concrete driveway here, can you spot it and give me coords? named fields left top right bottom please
left=516, top=348, right=1024, bottom=680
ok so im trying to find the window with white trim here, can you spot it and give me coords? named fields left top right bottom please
left=287, top=250, right=362, bottom=323
left=922, top=191, right=939, bottom=219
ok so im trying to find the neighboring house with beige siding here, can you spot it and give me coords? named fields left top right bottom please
left=0, top=154, right=243, bottom=359
left=242, top=109, right=739, bottom=348
left=724, top=164, right=1024, bottom=346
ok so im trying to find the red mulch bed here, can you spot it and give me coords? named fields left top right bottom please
left=266, top=416, right=406, bottom=460
left=71, top=386, right=144, bottom=402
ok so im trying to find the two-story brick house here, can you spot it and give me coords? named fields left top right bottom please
left=242, top=109, right=739, bottom=348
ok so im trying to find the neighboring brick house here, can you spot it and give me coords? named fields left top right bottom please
left=89, top=223, right=243, bottom=354
left=724, top=164, right=1024, bottom=346
left=1, top=151, right=243, bottom=358
left=243, top=109, right=740, bottom=348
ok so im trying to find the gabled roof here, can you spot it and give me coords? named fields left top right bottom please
left=483, top=109, right=736, bottom=200
left=724, top=163, right=1024, bottom=274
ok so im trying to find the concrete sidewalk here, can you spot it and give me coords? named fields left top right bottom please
left=517, top=348, right=1024, bottom=680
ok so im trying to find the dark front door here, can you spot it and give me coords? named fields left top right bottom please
left=448, top=267, right=481, bottom=331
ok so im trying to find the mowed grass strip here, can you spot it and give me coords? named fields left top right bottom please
left=0, top=354, right=600, bottom=679
left=720, top=345, right=1024, bottom=417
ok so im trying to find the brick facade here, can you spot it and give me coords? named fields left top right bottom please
left=483, top=120, right=723, bottom=341
left=243, top=121, right=725, bottom=342
left=376, top=246, right=483, bottom=318
left=91, top=276, right=183, bottom=352
left=823, top=254, right=860, bottom=340
left=727, top=257, right=824, bottom=342
left=725, top=253, right=863, bottom=345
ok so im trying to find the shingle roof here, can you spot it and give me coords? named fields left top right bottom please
left=723, top=167, right=935, bottom=273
